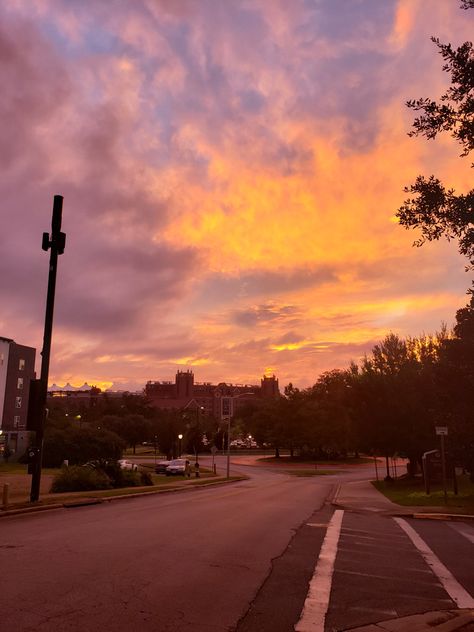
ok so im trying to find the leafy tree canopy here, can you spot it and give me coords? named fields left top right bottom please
left=397, top=4, right=474, bottom=279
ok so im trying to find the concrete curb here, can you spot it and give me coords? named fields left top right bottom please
left=0, top=475, right=248, bottom=518
left=330, top=481, right=474, bottom=521
left=331, top=501, right=474, bottom=522
left=342, top=608, right=474, bottom=631
left=410, top=512, right=474, bottom=522
left=331, top=483, right=342, bottom=505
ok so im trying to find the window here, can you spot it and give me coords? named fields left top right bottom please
left=13, top=416, right=20, bottom=429
left=15, top=396, right=22, bottom=408
left=17, top=377, right=24, bottom=390
left=19, top=358, right=25, bottom=371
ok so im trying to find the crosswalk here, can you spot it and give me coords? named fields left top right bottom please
left=296, top=511, right=474, bottom=632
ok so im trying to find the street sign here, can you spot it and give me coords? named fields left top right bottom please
left=435, top=426, right=448, bottom=436
left=210, top=446, right=218, bottom=455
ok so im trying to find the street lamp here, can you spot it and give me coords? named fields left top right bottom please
left=195, top=406, right=204, bottom=464
left=226, top=416, right=231, bottom=478
left=178, top=434, right=183, bottom=457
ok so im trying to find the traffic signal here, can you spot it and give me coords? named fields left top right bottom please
left=26, top=379, right=43, bottom=432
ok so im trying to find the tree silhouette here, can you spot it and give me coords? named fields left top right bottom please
left=397, top=4, right=474, bottom=284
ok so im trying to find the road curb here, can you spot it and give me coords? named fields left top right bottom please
left=410, top=512, right=474, bottom=522
left=342, top=608, right=474, bottom=631
left=330, top=483, right=342, bottom=505
left=0, top=475, right=248, bottom=518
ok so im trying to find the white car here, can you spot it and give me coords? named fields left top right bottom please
left=166, top=459, right=189, bottom=476
left=118, top=459, right=138, bottom=471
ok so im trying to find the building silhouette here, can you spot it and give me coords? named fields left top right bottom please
left=145, top=371, right=279, bottom=419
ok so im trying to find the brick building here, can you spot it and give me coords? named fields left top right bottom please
left=0, top=336, right=36, bottom=455
left=145, top=371, right=279, bottom=420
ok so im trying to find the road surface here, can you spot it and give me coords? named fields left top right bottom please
left=0, top=458, right=472, bottom=631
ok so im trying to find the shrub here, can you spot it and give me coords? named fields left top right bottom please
left=140, top=471, right=153, bottom=486
left=51, top=466, right=112, bottom=493
left=120, top=470, right=143, bottom=487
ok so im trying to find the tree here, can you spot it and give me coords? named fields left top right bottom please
left=101, top=414, right=151, bottom=454
left=150, top=409, right=184, bottom=459
left=436, top=297, right=474, bottom=477
left=397, top=5, right=474, bottom=281
left=43, top=425, right=125, bottom=468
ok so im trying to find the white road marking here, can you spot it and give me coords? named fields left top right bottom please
left=394, top=517, right=474, bottom=608
left=448, top=521, right=474, bottom=545
left=294, top=509, right=344, bottom=632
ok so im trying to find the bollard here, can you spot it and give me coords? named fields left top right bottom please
left=3, top=483, right=10, bottom=509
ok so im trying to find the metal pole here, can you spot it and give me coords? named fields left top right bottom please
left=374, top=455, right=379, bottom=481
left=226, top=417, right=230, bottom=478
left=440, top=434, right=448, bottom=505
left=30, top=195, right=66, bottom=503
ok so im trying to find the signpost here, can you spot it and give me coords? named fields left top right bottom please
left=435, top=426, right=448, bottom=505
left=211, top=445, right=218, bottom=474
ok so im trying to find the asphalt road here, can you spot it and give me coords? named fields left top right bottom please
left=1, top=458, right=472, bottom=632
left=0, top=461, right=333, bottom=632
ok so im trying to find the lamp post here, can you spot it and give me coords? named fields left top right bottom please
left=226, top=416, right=231, bottom=479
left=178, top=434, right=183, bottom=457
left=195, top=406, right=204, bottom=464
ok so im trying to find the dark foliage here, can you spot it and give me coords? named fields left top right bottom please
left=396, top=5, right=474, bottom=279
left=43, top=425, right=125, bottom=468
left=50, top=466, right=112, bottom=493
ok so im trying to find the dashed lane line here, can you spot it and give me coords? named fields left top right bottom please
left=394, top=517, right=474, bottom=609
left=294, top=509, right=344, bottom=632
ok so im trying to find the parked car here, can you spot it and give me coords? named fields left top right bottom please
left=155, top=460, right=171, bottom=474
left=118, top=459, right=138, bottom=471
left=166, top=459, right=189, bottom=476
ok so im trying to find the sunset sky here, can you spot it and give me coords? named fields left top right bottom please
left=1, top=0, right=472, bottom=392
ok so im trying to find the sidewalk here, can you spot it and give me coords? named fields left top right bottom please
left=334, top=481, right=474, bottom=631
left=343, top=608, right=474, bottom=631
left=332, top=479, right=474, bottom=522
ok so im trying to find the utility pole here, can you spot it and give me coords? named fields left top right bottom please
left=30, top=195, right=66, bottom=502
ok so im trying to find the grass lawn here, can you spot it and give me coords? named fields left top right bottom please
left=286, top=469, right=342, bottom=477
left=258, top=456, right=373, bottom=466
left=0, top=461, right=223, bottom=508
left=373, top=475, right=474, bottom=513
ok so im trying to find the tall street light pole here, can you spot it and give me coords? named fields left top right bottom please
left=30, top=195, right=66, bottom=503
left=226, top=416, right=231, bottom=478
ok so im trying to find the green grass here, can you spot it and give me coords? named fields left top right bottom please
left=257, top=456, right=373, bottom=465
left=286, top=469, right=342, bottom=477
left=373, top=476, right=474, bottom=513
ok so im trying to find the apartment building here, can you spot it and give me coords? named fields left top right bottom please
left=0, top=336, right=36, bottom=455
